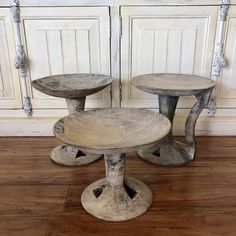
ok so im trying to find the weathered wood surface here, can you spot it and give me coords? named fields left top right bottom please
left=32, top=73, right=114, bottom=166
left=0, top=137, right=236, bottom=234
left=131, top=73, right=215, bottom=166
left=32, top=73, right=114, bottom=98
left=54, top=107, right=170, bottom=221
left=51, top=96, right=102, bottom=166
left=50, top=144, right=102, bottom=167
left=81, top=153, right=153, bottom=221
left=53, top=108, right=171, bottom=154
left=131, top=73, right=215, bottom=96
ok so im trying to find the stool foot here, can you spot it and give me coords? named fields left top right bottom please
left=138, top=141, right=195, bottom=166
left=50, top=144, right=102, bottom=166
left=81, top=177, right=152, bottom=221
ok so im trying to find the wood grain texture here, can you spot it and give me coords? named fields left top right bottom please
left=131, top=74, right=215, bottom=166
left=32, top=74, right=114, bottom=99
left=131, top=73, right=215, bottom=97
left=53, top=108, right=171, bottom=154
left=0, top=137, right=235, bottom=235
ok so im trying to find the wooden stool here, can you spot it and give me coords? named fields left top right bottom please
left=53, top=108, right=171, bottom=221
left=131, top=73, right=215, bottom=166
left=32, top=74, right=114, bottom=166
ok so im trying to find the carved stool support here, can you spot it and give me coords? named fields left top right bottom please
left=51, top=97, right=101, bottom=166
left=81, top=153, right=153, bottom=221
left=66, top=97, right=86, bottom=113
left=131, top=73, right=216, bottom=166
left=138, top=89, right=213, bottom=166
left=53, top=108, right=171, bottom=221
left=32, top=73, right=114, bottom=167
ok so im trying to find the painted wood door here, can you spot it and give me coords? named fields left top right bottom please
left=121, top=6, right=218, bottom=108
left=217, top=6, right=236, bottom=108
left=21, top=7, right=110, bottom=109
left=0, top=9, right=22, bottom=109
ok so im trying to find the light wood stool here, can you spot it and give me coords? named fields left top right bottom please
left=32, top=73, right=114, bottom=166
left=53, top=108, right=171, bottom=221
left=131, top=73, right=215, bottom=166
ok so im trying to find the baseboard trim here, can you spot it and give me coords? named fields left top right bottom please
left=1, top=115, right=236, bottom=136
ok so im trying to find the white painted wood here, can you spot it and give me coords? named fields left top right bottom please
left=0, top=8, right=22, bottom=108
left=3, top=107, right=236, bottom=118
left=21, top=7, right=111, bottom=109
left=2, top=1, right=236, bottom=136
left=0, top=1, right=224, bottom=7
left=76, top=30, right=90, bottom=73
left=61, top=30, right=77, bottom=73
left=47, top=30, right=64, bottom=75
left=181, top=29, right=197, bottom=74
left=217, top=6, right=236, bottom=108
left=167, top=29, right=182, bottom=73
left=153, top=30, right=168, bottom=73
left=121, top=6, right=218, bottom=108
left=1, top=113, right=236, bottom=136
left=110, top=6, right=121, bottom=107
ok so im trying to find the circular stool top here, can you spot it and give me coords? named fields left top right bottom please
left=131, top=73, right=215, bottom=96
left=32, top=73, right=114, bottom=98
left=53, top=108, right=171, bottom=154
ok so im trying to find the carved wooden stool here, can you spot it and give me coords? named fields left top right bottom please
left=53, top=108, right=171, bottom=221
left=131, top=73, right=215, bottom=166
left=32, top=74, right=114, bottom=166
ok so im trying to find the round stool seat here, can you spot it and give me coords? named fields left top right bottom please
left=32, top=73, right=114, bottom=98
left=54, top=108, right=171, bottom=221
left=32, top=73, right=114, bottom=167
left=131, top=73, right=215, bottom=96
left=54, top=108, right=170, bottom=154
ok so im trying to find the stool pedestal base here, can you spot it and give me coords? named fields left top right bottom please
left=81, top=153, right=152, bottom=221
left=81, top=177, right=152, bottom=221
left=138, top=141, right=194, bottom=166
left=138, top=90, right=212, bottom=167
left=50, top=144, right=102, bottom=166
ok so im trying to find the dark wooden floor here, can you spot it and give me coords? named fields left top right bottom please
left=0, top=137, right=235, bottom=236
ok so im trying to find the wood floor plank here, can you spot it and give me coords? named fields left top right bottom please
left=0, top=185, right=69, bottom=216
left=0, top=209, right=235, bottom=236
left=0, top=137, right=235, bottom=235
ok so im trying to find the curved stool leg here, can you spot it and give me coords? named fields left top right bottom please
left=81, top=153, right=153, bottom=221
left=50, top=97, right=102, bottom=166
left=183, top=88, right=213, bottom=158
left=138, top=89, right=213, bottom=166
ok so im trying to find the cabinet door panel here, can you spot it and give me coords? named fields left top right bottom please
left=21, top=7, right=110, bottom=109
left=121, top=6, right=217, bottom=108
left=218, top=7, right=236, bottom=108
left=0, top=9, right=21, bottom=108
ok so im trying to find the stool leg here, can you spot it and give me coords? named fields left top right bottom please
left=50, top=97, right=102, bottom=166
left=81, top=153, right=152, bottom=221
left=185, top=88, right=213, bottom=154
left=65, top=97, right=86, bottom=113
left=138, top=89, right=213, bottom=166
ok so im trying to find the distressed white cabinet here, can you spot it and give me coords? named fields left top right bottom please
left=217, top=6, right=236, bottom=108
left=2, top=0, right=236, bottom=136
left=121, top=6, right=218, bottom=108
left=20, top=7, right=111, bottom=109
left=0, top=8, right=22, bottom=108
